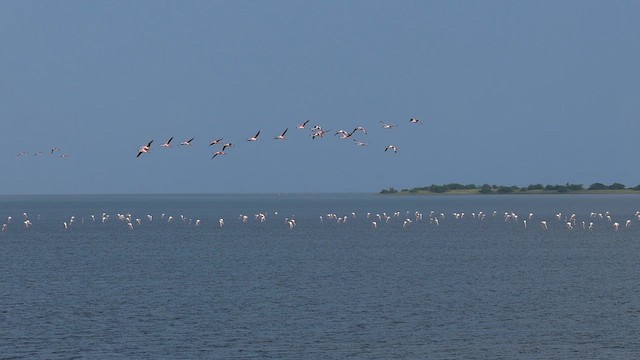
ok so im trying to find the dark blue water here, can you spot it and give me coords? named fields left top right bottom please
left=2, top=194, right=640, bottom=359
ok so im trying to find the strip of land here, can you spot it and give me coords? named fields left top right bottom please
left=380, top=183, right=640, bottom=195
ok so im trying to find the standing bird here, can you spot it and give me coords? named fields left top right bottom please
left=247, top=131, right=260, bottom=141
left=180, top=137, right=194, bottom=146
left=160, top=137, right=174, bottom=147
left=384, top=145, right=398, bottom=154
left=137, top=140, right=153, bottom=157
left=274, top=128, right=288, bottom=140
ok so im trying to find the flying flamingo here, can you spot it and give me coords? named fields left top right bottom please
left=209, top=138, right=223, bottom=146
left=137, top=140, right=153, bottom=157
left=380, top=121, right=398, bottom=129
left=353, top=126, right=367, bottom=135
left=161, top=137, right=174, bottom=147
left=211, top=151, right=227, bottom=159
left=274, top=128, right=288, bottom=140
left=247, top=131, right=260, bottom=141
left=335, top=130, right=354, bottom=139
left=311, top=127, right=329, bottom=139
left=180, top=137, right=194, bottom=146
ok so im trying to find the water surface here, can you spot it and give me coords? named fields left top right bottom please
left=1, top=194, right=639, bottom=359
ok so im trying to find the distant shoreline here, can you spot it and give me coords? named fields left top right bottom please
left=381, top=189, right=640, bottom=195
left=380, top=183, right=640, bottom=195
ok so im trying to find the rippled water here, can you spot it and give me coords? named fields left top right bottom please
left=1, top=194, right=640, bottom=359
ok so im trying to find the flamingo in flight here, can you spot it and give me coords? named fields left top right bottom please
left=209, top=138, right=223, bottom=146
left=335, top=129, right=355, bottom=139
left=384, top=145, right=398, bottom=154
left=409, top=118, right=423, bottom=125
left=161, top=137, right=174, bottom=147
left=380, top=121, right=398, bottom=129
left=353, top=126, right=367, bottom=135
left=137, top=140, right=153, bottom=157
left=311, top=128, right=329, bottom=139
left=247, top=131, right=260, bottom=141
left=211, top=151, right=227, bottom=159
left=297, top=120, right=309, bottom=129
left=274, top=128, right=288, bottom=140
left=222, top=143, right=233, bottom=151
left=180, top=137, right=194, bottom=146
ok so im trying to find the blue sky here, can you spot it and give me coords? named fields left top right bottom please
left=1, top=1, right=639, bottom=194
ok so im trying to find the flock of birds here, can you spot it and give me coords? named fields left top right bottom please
left=10, top=118, right=421, bottom=167
left=11, top=118, right=421, bottom=160
left=135, top=119, right=423, bottom=158
left=15, top=147, right=70, bottom=158
left=2, top=208, right=639, bottom=233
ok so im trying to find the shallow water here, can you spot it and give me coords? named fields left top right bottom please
left=1, top=194, right=640, bottom=359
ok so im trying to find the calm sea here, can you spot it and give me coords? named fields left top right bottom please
left=1, top=194, right=639, bottom=359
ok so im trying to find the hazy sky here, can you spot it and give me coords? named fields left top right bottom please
left=1, top=1, right=639, bottom=194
